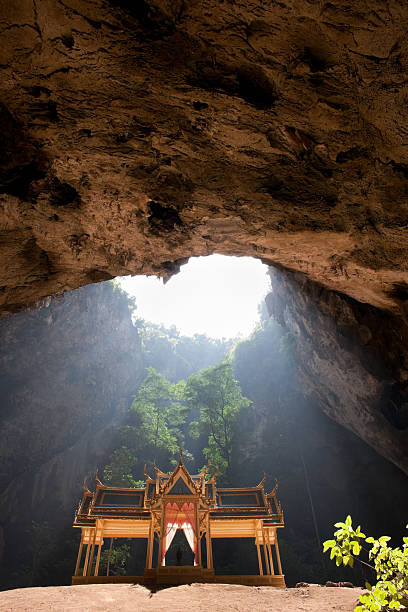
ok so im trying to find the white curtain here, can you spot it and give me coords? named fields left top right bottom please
left=181, top=522, right=197, bottom=566
left=163, top=522, right=178, bottom=566
left=161, top=502, right=197, bottom=566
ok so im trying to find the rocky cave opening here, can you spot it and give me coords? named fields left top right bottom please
left=0, top=0, right=408, bottom=601
left=0, top=255, right=407, bottom=589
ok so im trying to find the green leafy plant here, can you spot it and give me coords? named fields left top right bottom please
left=186, top=361, right=251, bottom=483
left=323, top=515, right=408, bottom=611
left=103, top=446, right=143, bottom=488
left=130, top=367, right=188, bottom=459
left=99, top=542, right=131, bottom=576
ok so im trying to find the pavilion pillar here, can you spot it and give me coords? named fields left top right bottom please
left=206, top=516, right=213, bottom=569
left=82, top=542, right=90, bottom=576
left=275, top=531, right=283, bottom=575
left=195, top=503, right=201, bottom=567
left=263, top=544, right=270, bottom=575
left=94, top=543, right=102, bottom=576
left=93, top=521, right=103, bottom=576
left=262, top=528, right=270, bottom=575
left=256, top=543, right=263, bottom=576
left=267, top=542, right=274, bottom=575
left=74, top=536, right=84, bottom=576
left=158, top=503, right=165, bottom=566
left=106, top=538, right=114, bottom=576
left=87, top=529, right=97, bottom=576
left=146, top=521, right=154, bottom=569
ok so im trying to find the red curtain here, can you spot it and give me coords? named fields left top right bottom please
left=161, top=503, right=180, bottom=565
left=182, top=502, right=197, bottom=564
left=161, top=501, right=198, bottom=566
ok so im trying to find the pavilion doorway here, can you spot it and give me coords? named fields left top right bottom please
left=164, top=529, right=194, bottom=566
left=161, top=501, right=198, bottom=566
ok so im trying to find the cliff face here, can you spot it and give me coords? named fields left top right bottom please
left=266, top=266, right=408, bottom=476
left=0, top=282, right=144, bottom=573
left=0, top=1, right=408, bottom=314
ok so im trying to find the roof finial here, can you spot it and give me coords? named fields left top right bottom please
left=179, top=448, right=183, bottom=463
left=202, top=460, right=211, bottom=478
left=208, top=465, right=219, bottom=484
left=94, top=467, right=103, bottom=487
left=257, top=472, right=267, bottom=488
left=266, top=478, right=279, bottom=498
left=82, top=476, right=91, bottom=493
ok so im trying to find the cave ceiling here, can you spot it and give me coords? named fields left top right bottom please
left=0, top=0, right=408, bottom=314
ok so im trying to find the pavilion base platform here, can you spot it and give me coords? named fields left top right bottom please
left=144, top=566, right=216, bottom=585
left=72, top=567, right=285, bottom=587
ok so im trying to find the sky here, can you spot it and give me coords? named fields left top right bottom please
left=118, top=255, right=271, bottom=339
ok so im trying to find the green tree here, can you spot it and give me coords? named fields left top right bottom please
left=186, top=361, right=251, bottom=482
left=103, top=447, right=144, bottom=488
left=131, top=367, right=188, bottom=461
left=99, top=542, right=131, bottom=576
left=102, top=367, right=189, bottom=485
left=139, top=321, right=230, bottom=382
left=323, top=515, right=408, bottom=611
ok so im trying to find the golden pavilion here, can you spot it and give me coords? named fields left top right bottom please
left=72, top=452, right=285, bottom=586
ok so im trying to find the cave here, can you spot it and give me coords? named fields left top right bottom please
left=0, top=0, right=407, bottom=600
left=0, top=257, right=407, bottom=589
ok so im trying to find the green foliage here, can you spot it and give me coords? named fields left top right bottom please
left=99, top=543, right=131, bottom=576
left=323, top=516, right=408, bottom=611
left=102, top=367, right=189, bottom=486
left=103, top=447, right=143, bottom=488
left=131, top=366, right=188, bottom=459
left=186, top=361, right=251, bottom=482
left=139, top=322, right=231, bottom=382
left=110, top=279, right=137, bottom=314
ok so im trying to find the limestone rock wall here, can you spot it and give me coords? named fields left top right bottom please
left=266, top=266, right=408, bottom=476
left=0, top=0, right=408, bottom=314
left=0, top=282, right=144, bottom=573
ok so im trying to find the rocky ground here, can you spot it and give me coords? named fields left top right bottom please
left=0, top=583, right=364, bottom=611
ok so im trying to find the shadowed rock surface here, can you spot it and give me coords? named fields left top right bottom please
left=1, top=0, right=408, bottom=313
left=266, top=266, right=408, bottom=474
left=0, top=283, right=144, bottom=566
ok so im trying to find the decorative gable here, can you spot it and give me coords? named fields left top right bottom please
left=161, top=456, right=199, bottom=496
left=167, top=477, right=194, bottom=495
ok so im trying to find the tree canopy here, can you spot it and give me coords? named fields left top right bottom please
left=103, top=367, right=189, bottom=485
left=186, top=361, right=251, bottom=483
left=103, top=361, right=251, bottom=486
